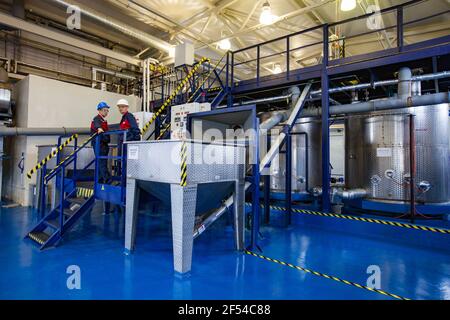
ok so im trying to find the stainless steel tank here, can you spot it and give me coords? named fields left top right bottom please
left=270, top=118, right=322, bottom=194
left=346, top=103, right=450, bottom=204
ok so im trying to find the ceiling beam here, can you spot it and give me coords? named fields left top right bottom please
left=196, top=0, right=335, bottom=50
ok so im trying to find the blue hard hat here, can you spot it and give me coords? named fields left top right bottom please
left=97, top=101, right=110, bottom=110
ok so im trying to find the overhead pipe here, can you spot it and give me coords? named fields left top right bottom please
left=300, top=92, right=450, bottom=117
left=309, top=71, right=450, bottom=96
left=0, top=127, right=90, bottom=136
left=50, top=0, right=174, bottom=56
left=92, top=67, right=136, bottom=81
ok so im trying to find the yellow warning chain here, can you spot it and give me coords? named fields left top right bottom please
left=245, top=250, right=410, bottom=300
left=44, top=133, right=98, bottom=182
left=76, top=187, right=94, bottom=198
left=27, top=134, right=79, bottom=179
left=180, top=141, right=188, bottom=187
left=141, top=57, right=211, bottom=136
left=247, top=203, right=450, bottom=235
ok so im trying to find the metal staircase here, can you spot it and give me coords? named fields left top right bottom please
left=25, top=131, right=127, bottom=250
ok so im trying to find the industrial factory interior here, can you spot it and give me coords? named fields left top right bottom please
left=0, top=0, right=449, bottom=304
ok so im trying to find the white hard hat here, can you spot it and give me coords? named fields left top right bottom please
left=117, top=99, right=129, bottom=107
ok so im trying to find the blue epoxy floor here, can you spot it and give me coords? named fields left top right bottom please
left=0, top=202, right=449, bottom=300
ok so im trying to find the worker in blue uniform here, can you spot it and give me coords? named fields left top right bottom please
left=91, top=101, right=111, bottom=184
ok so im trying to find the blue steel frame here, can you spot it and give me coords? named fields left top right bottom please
left=186, top=105, right=260, bottom=249
left=225, top=0, right=450, bottom=213
left=94, top=130, right=128, bottom=207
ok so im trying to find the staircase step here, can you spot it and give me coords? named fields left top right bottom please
left=45, top=219, right=60, bottom=229
left=63, top=208, right=76, bottom=217
left=76, top=187, right=94, bottom=198
left=67, top=198, right=86, bottom=205
left=28, top=232, right=50, bottom=245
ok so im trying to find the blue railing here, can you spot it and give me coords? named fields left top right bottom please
left=227, top=0, right=449, bottom=93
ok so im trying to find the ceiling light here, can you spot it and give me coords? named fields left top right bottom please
left=340, top=0, right=356, bottom=12
left=273, top=63, right=282, bottom=74
left=260, top=2, right=276, bottom=25
left=218, top=38, right=231, bottom=51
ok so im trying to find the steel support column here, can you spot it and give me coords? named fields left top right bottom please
left=321, top=25, right=331, bottom=212
left=285, top=128, right=292, bottom=226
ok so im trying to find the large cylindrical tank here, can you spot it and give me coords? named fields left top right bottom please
left=270, top=118, right=322, bottom=194
left=346, top=103, right=450, bottom=204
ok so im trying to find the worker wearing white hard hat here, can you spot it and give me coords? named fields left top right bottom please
left=117, top=99, right=140, bottom=142
left=116, top=99, right=140, bottom=174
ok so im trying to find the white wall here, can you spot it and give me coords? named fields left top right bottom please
left=3, top=75, right=141, bottom=206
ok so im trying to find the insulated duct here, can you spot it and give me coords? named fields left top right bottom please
left=50, top=0, right=174, bottom=56
left=259, top=86, right=301, bottom=131
left=309, top=71, right=450, bottom=96
left=300, top=92, right=450, bottom=117
left=0, top=127, right=90, bottom=136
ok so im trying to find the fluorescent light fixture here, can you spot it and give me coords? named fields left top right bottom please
left=260, top=2, right=276, bottom=25
left=218, top=38, right=231, bottom=51
left=340, top=0, right=356, bottom=12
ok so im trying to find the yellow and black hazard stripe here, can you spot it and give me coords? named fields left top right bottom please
left=247, top=203, right=450, bottom=235
left=77, top=187, right=94, bottom=198
left=157, top=124, right=171, bottom=140
left=44, top=133, right=98, bottom=181
left=187, top=52, right=228, bottom=105
left=27, top=134, right=79, bottom=179
left=141, top=57, right=211, bottom=136
left=180, top=141, right=188, bottom=187
left=245, top=250, right=410, bottom=300
left=207, top=87, right=221, bottom=93
left=149, top=64, right=168, bottom=74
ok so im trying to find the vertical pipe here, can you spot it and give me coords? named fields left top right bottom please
left=285, top=129, right=292, bottom=226
left=321, top=25, right=331, bottom=212
left=397, top=7, right=404, bottom=51
left=432, top=56, right=439, bottom=93
left=143, top=60, right=147, bottom=112
left=409, top=114, right=416, bottom=223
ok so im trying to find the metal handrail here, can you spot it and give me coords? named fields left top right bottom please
left=228, top=0, right=443, bottom=87
left=44, top=133, right=98, bottom=182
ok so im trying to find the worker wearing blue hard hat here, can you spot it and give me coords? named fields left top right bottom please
left=91, top=102, right=111, bottom=184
